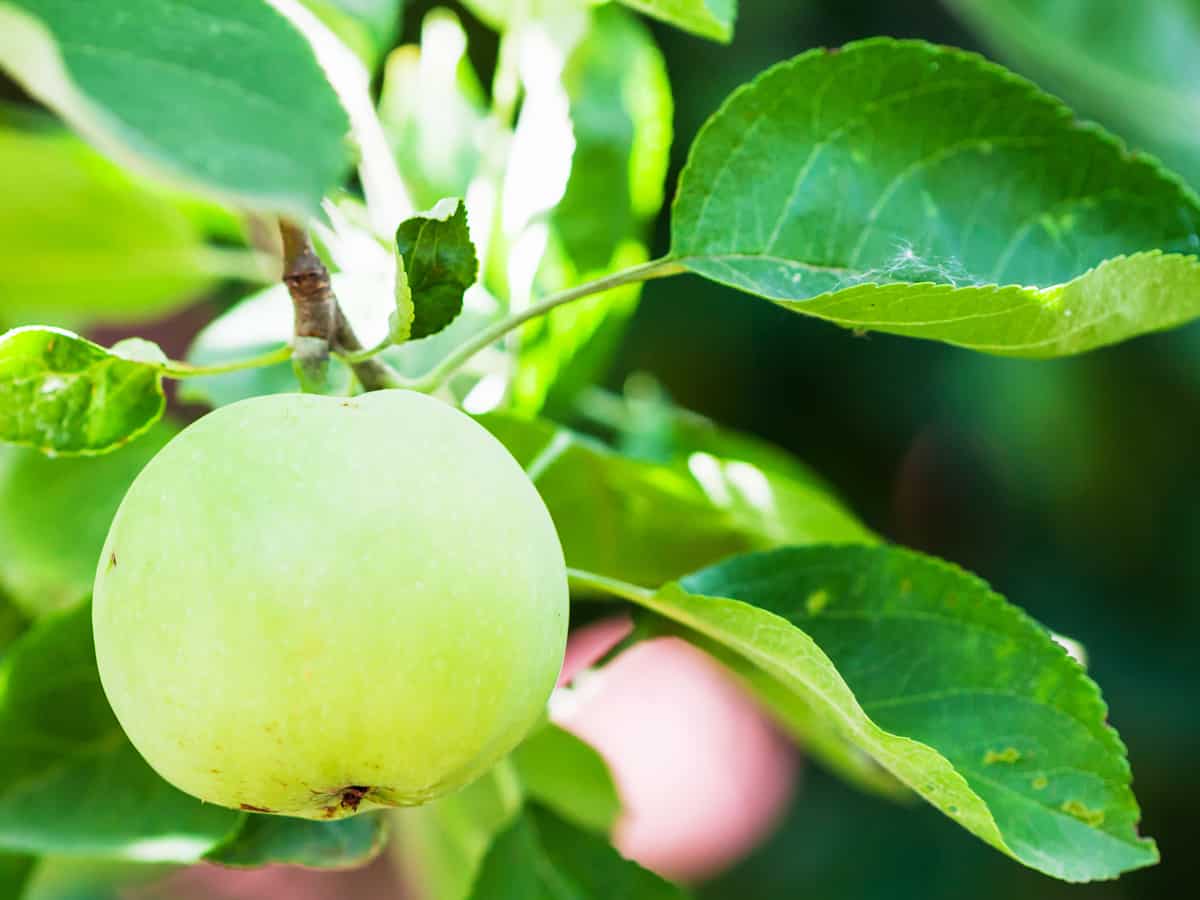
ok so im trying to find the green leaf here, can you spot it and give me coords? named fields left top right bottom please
left=480, top=413, right=872, bottom=588
left=0, top=421, right=176, bottom=616
left=0, top=852, right=34, bottom=900
left=0, top=602, right=243, bottom=860
left=300, top=0, right=403, bottom=67
left=945, top=0, right=1200, bottom=189
left=624, top=544, right=1157, bottom=882
left=0, top=328, right=166, bottom=456
left=0, top=119, right=255, bottom=327
left=616, top=0, right=735, bottom=43
left=468, top=804, right=686, bottom=900
left=204, top=811, right=388, bottom=868
left=395, top=762, right=524, bottom=900
left=512, top=4, right=673, bottom=414
left=395, top=198, right=479, bottom=340
left=511, top=724, right=619, bottom=834
left=670, top=38, right=1200, bottom=357
left=0, top=0, right=351, bottom=216
left=378, top=8, right=488, bottom=210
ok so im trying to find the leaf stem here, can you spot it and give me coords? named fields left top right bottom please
left=567, top=568, right=656, bottom=604
left=160, top=344, right=293, bottom=379
left=407, top=258, right=685, bottom=393
left=337, top=335, right=394, bottom=365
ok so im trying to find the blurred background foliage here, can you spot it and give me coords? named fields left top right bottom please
left=2, top=0, right=1197, bottom=897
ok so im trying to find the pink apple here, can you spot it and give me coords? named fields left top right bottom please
left=552, top=616, right=799, bottom=882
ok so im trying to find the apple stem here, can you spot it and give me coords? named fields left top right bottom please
left=278, top=220, right=403, bottom=392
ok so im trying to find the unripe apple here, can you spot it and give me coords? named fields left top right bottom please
left=93, top=390, right=568, bottom=819
left=553, top=617, right=798, bottom=882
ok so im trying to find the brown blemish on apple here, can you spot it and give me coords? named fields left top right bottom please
left=239, top=803, right=274, bottom=813
left=339, top=785, right=371, bottom=812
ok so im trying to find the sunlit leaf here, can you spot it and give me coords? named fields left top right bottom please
left=616, top=0, right=735, bottom=43
left=512, top=4, right=673, bottom=414
left=468, top=804, right=686, bottom=900
left=0, top=0, right=351, bottom=216
left=671, top=39, right=1200, bottom=357
left=394, top=763, right=524, bottom=900
left=0, top=328, right=165, bottom=456
left=0, top=117, right=255, bottom=328
left=511, top=723, right=619, bottom=834
left=625, top=544, right=1158, bottom=881
left=480, top=413, right=872, bottom=588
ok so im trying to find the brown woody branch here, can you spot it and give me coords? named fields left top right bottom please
left=279, top=220, right=399, bottom=392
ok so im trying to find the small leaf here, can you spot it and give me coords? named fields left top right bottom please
left=511, top=724, right=620, bottom=834
left=0, top=0, right=351, bottom=216
left=625, top=545, right=1158, bottom=882
left=671, top=39, right=1200, bottom=357
left=0, top=602, right=243, bottom=860
left=480, top=413, right=872, bottom=588
left=468, top=804, right=686, bottom=900
left=616, top=0, right=735, bottom=43
left=204, top=811, right=388, bottom=868
left=395, top=198, right=478, bottom=340
left=0, top=421, right=177, bottom=616
left=0, top=327, right=166, bottom=456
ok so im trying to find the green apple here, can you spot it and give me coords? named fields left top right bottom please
left=93, top=390, right=568, bottom=820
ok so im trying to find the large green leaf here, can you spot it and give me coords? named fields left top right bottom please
left=479, top=413, right=872, bottom=588
left=671, top=38, right=1200, bottom=357
left=945, top=0, right=1200, bottom=189
left=620, top=545, right=1157, bottom=881
left=0, top=119, right=255, bottom=327
left=0, top=421, right=176, bottom=616
left=0, top=0, right=350, bottom=216
left=510, top=724, right=619, bottom=834
left=468, top=804, right=686, bottom=900
left=616, top=0, right=735, bottom=43
left=512, top=4, right=673, bottom=414
left=0, top=603, right=243, bottom=860
left=0, top=328, right=166, bottom=456
left=203, top=811, right=388, bottom=868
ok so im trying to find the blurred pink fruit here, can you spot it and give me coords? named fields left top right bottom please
left=552, top=616, right=799, bottom=882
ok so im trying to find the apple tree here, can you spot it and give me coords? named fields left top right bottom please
left=2, top=0, right=1193, bottom=895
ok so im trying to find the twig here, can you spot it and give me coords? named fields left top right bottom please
left=278, top=219, right=400, bottom=392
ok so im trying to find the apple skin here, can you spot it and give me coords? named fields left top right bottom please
left=553, top=616, right=799, bottom=882
left=93, top=390, right=568, bottom=820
